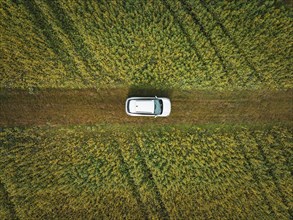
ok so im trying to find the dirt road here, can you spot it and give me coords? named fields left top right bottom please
left=0, top=88, right=292, bottom=126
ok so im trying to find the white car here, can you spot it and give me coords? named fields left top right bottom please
left=125, top=96, right=171, bottom=117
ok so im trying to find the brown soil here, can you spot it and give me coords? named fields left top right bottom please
left=0, top=88, right=292, bottom=127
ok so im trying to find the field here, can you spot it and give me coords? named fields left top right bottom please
left=0, top=89, right=292, bottom=126
left=1, top=0, right=293, bottom=219
left=1, top=0, right=292, bottom=89
left=1, top=125, right=292, bottom=219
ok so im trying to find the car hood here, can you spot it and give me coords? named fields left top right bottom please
left=161, top=98, right=171, bottom=116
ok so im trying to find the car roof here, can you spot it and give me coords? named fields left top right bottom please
left=129, top=100, right=154, bottom=114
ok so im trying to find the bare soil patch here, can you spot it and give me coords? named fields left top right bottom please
left=0, top=88, right=292, bottom=126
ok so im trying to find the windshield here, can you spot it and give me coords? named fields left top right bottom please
left=154, top=99, right=163, bottom=115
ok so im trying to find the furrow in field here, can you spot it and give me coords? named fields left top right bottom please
left=0, top=182, right=18, bottom=220
left=268, top=129, right=293, bottom=173
left=234, top=135, right=276, bottom=217
left=42, top=0, right=107, bottom=84
left=133, top=134, right=170, bottom=219
left=178, top=0, right=228, bottom=75
left=198, top=0, right=260, bottom=80
left=241, top=131, right=291, bottom=219
left=114, top=140, right=148, bottom=219
left=162, top=0, right=226, bottom=82
left=161, top=0, right=207, bottom=68
left=117, top=134, right=170, bottom=219
left=22, top=0, right=86, bottom=85
left=251, top=132, right=292, bottom=218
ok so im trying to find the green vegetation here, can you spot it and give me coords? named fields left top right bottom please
left=0, top=182, right=17, bottom=220
left=0, top=125, right=292, bottom=219
left=1, top=0, right=292, bottom=89
left=1, top=0, right=292, bottom=219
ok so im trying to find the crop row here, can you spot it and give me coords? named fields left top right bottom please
left=1, top=125, right=292, bottom=219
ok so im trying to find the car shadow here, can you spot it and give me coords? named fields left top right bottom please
left=127, top=86, right=173, bottom=99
